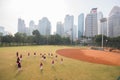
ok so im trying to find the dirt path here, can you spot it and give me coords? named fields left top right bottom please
left=56, top=48, right=120, bottom=66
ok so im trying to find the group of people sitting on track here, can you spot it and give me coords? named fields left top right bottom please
left=16, top=52, right=64, bottom=71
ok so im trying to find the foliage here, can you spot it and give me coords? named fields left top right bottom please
left=0, top=30, right=71, bottom=46
left=94, top=35, right=120, bottom=49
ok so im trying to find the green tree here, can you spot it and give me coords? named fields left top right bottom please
left=1, top=35, right=14, bottom=45
left=32, top=30, right=41, bottom=44
left=14, top=32, right=27, bottom=45
left=94, top=35, right=107, bottom=46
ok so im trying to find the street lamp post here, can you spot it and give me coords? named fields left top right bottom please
left=106, top=39, right=108, bottom=47
left=102, top=25, right=103, bottom=48
left=100, top=18, right=107, bottom=49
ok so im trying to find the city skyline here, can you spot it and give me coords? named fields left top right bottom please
left=0, top=0, right=120, bottom=34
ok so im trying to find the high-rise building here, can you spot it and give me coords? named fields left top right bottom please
left=18, top=18, right=26, bottom=33
left=98, top=12, right=103, bottom=35
left=100, top=18, right=107, bottom=36
left=29, top=20, right=37, bottom=35
left=56, top=22, right=64, bottom=37
left=108, top=6, right=120, bottom=37
left=73, top=25, right=77, bottom=41
left=64, top=15, right=74, bottom=40
left=0, top=26, right=4, bottom=36
left=78, top=13, right=84, bottom=40
left=38, top=17, right=51, bottom=36
left=85, top=8, right=98, bottom=37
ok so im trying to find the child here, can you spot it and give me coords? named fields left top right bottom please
left=18, top=61, right=21, bottom=70
left=16, top=57, right=20, bottom=64
left=40, top=53, right=42, bottom=56
left=61, top=58, right=63, bottom=64
left=20, top=54, right=22, bottom=61
left=51, top=53, right=53, bottom=58
left=16, top=52, right=19, bottom=57
left=48, top=53, right=50, bottom=56
left=34, top=52, right=36, bottom=56
left=55, top=55, right=58, bottom=58
left=40, top=62, right=43, bottom=72
left=28, top=53, right=30, bottom=56
left=43, top=56, right=46, bottom=61
left=55, top=55, right=58, bottom=61
left=52, top=60, right=54, bottom=66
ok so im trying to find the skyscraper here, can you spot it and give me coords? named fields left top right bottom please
left=78, top=13, right=84, bottom=40
left=85, top=8, right=98, bottom=37
left=100, top=18, right=107, bottom=36
left=56, top=22, right=64, bottom=37
left=0, top=26, right=4, bottom=36
left=97, top=12, right=103, bottom=35
left=29, top=20, right=36, bottom=35
left=38, top=17, right=51, bottom=36
left=64, top=15, right=74, bottom=40
left=73, top=25, right=77, bottom=41
left=18, top=18, right=26, bottom=33
left=108, top=6, right=120, bottom=37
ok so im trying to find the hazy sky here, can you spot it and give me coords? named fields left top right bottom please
left=0, top=0, right=120, bottom=34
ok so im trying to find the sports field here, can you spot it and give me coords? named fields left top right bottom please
left=0, top=46, right=120, bottom=80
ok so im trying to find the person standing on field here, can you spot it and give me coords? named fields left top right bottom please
left=40, top=62, right=43, bottom=72
left=16, top=52, right=19, bottom=57
left=52, top=60, right=54, bottom=66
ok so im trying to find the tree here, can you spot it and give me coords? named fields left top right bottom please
left=32, top=30, right=41, bottom=44
left=27, top=36, right=34, bottom=44
left=62, top=37, right=71, bottom=45
left=1, top=35, right=14, bottom=45
left=54, top=34, right=62, bottom=44
left=94, top=35, right=107, bottom=46
left=14, top=32, right=27, bottom=45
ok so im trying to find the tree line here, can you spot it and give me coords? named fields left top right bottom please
left=0, top=30, right=71, bottom=46
left=0, top=30, right=120, bottom=49
left=94, top=35, right=120, bottom=49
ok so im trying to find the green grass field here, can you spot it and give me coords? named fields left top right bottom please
left=0, top=46, right=120, bottom=80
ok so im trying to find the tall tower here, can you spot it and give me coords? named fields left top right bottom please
left=73, top=25, right=77, bottom=41
left=85, top=8, right=98, bottom=37
left=18, top=18, right=26, bottom=33
left=29, top=20, right=35, bottom=35
left=38, top=17, right=51, bottom=36
left=0, top=26, right=4, bottom=36
left=64, top=15, right=74, bottom=40
left=100, top=18, right=107, bottom=36
left=56, top=22, right=64, bottom=37
left=98, top=12, right=103, bottom=35
left=108, top=6, right=120, bottom=37
left=78, top=13, right=84, bottom=40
